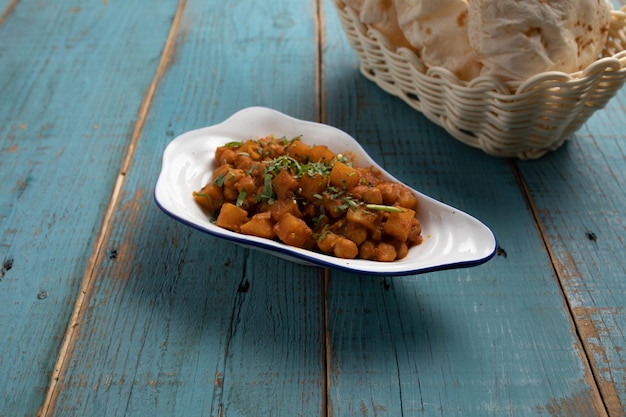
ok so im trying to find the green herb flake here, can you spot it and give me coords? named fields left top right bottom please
left=236, top=188, right=247, bottom=207
left=336, top=204, right=349, bottom=213
left=312, top=214, right=326, bottom=229
left=193, top=192, right=213, bottom=204
left=256, top=174, right=276, bottom=205
left=213, top=174, right=226, bottom=187
left=318, top=228, right=331, bottom=242
left=365, top=204, right=405, bottom=213
left=344, top=197, right=358, bottom=208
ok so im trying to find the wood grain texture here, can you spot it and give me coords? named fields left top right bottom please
left=514, top=2, right=626, bottom=414
left=515, top=94, right=626, bottom=416
left=2, top=0, right=625, bottom=416
left=0, top=1, right=179, bottom=415
left=44, top=0, right=325, bottom=416
left=322, top=0, right=610, bottom=415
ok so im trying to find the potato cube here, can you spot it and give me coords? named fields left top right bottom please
left=322, top=194, right=348, bottom=218
left=240, top=212, right=275, bottom=239
left=286, top=139, right=311, bottom=162
left=363, top=187, right=383, bottom=205
left=235, top=175, right=256, bottom=195
left=193, top=183, right=223, bottom=214
left=382, top=209, right=415, bottom=242
left=309, top=145, right=335, bottom=163
left=263, top=140, right=285, bottom=159
left=272, top=169, right=299, bottom=199
left=216, top=203, right=249, bottom=232
left=299, top=173, right=327, bottom=202
left=222, top=168, right=245, bottom=187
left=351, top=185, right=383, bottom=205
left=238, top=140, right=261, bottom=160
left=341, top=222, right=368, bottom=246
left=346, top=206, right=381, bottom=231
left=268, top=199, right=302, bottom=221
left=273, top=213, right=313, bottom=248
left=329, top=161, right=360, bottom=190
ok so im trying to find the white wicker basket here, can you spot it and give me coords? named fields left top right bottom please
left=332, top=1, right=626, bottom=159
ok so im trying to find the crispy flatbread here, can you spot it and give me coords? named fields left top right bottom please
left=343, top=0, right=412, bottom=48
left=468, top=0, right=612, bottom=81
left=394, top=0, right=482, bottom=80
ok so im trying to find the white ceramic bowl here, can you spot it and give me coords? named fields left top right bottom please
left=154, top=107, right=497, bottom=276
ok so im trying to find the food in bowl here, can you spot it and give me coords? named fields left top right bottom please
left=193, top=135, right=423, bottom=261
left=342, top=0, right=613, bottom=82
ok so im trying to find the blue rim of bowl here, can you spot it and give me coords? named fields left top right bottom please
left=153, top=193, right=497, bottom=277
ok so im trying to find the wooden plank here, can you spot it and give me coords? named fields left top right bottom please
left=515, top=84, right=626, bottom=416
left=516, top=2, right=626, bottom=413
left=0, top=1, right=179, bottom=415
left=322, top=0, right=608, bottom=415
left=44, top=0, right=325, bottom=416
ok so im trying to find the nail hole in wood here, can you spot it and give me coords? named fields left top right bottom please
left=585, top=231, right=597, bottom=242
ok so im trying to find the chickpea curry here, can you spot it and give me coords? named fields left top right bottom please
left=193, top=135, right=423, bottom=261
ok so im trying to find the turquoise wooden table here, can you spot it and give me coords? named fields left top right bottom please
left=1, top=0, right=626, bottom=416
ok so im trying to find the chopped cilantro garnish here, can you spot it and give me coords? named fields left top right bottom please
left=236, top=188, right=247, bottom=207
left=213, top=173, right=226, bottom=187
left=256, top=174, right=276, bottom=204
left=304, top=161, right=332, bottom=177
left=312, top=213, right=326, bottom=229
left=193, top=192, right=213, bottom=204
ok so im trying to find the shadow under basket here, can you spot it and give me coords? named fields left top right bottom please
left=332, top=1, right=626, bottom=159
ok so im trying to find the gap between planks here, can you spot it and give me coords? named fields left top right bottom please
left=314, top=1, right=332, bottom=416
left=322, top=268, right=331, bottom=417
left=36, top=0, right=188, bottom=415
left=315, top=0, right=326, bottom=127
left=510, top=160, right=612, bottom=417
